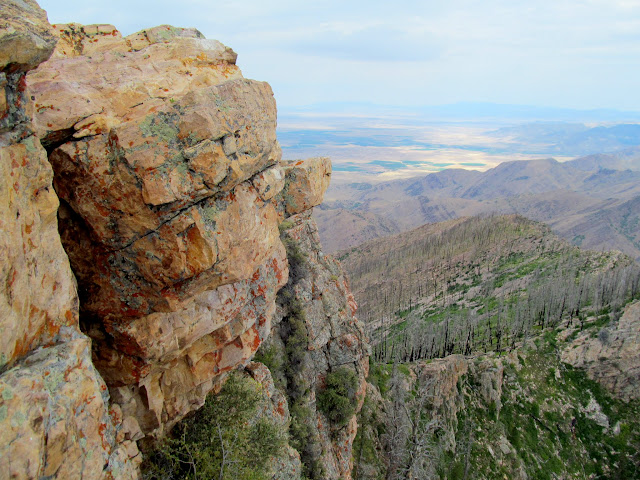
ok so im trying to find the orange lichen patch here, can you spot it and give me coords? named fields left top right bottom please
left=108, top=405, right=123, bottom=423
left=130, top=357, right=152, bottom=383
left=8, top=268, right=17, bottom=288
left=12, top=334, right=31, bottom=361
left=339, top=334, right=356, bottom=349
left=247, top=325, right=261, bottom=351
left=271, top=257, right=286, bottom=284
left=91, top=199, right=112, bottom=218
left=98, top=422, right=110, bottom=450
left=251, top=269, right=261, bottom=282
left=252, top=282, right=267, bottom=297
left=44, top=316, right=62, bottom=339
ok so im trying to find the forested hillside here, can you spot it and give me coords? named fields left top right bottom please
left=340, top=215, right=640, bottom=362
left=341, top=215, right=640, bottom=479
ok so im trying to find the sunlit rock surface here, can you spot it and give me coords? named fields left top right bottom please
left=1, top=1, right=139, bottom=478
left=28, top=22, right=332, bottom=439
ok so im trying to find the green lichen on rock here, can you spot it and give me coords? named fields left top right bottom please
left=139, top=112, right=180, bottom=144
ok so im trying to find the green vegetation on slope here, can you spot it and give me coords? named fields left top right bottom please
left=141, top=372, right=286, bottom=480
left=340, top=215, right=640, bottom=364
left=317, top=367, right=360, bottom=427
left=354, top=323, right=640, bottom=479
left=348, top=214, right=640, bottom=479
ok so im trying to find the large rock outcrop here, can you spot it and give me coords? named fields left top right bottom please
left=0, top=1, right=139, bottom=478
left=2, top=3, right=365, bottom=476
left=562, top=300, right=640, bottom=401
left=26, top=19, right=336, bottom=446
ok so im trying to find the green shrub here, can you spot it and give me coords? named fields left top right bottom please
left=282, top=236, right=308, bottom=282
left=141, top=372, right=286, bottom=480
left=254, top=343, right=285, bottom=389
left=317, top=367, right=359, bottom=426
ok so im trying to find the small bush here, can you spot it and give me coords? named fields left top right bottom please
left=317, top=367, right=359, bottom=426
left=597, top=328, right=610, bottom=345
left=141, top=372, right=286, bottom=480
left=254, top=343, right=286, bottom=389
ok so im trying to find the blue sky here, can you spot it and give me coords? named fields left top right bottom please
left=39, top=0, right=640, bottom=111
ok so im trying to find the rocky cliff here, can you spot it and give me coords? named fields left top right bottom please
left=259, top=211, right=369, bottom=479
left=562, top=300, right=640, bottom=402
left=0, top=1, right=139, bottom=478
left=1, top=3, right=368, bottom=478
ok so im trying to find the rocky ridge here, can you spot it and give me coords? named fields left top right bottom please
left=1, top=3, right=367, bottom=478
left=356, top=313, right=640, bottom=480
left=265, top=211, right=369, bottom=479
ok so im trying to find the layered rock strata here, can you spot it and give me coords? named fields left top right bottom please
left=27, top=21, right=335, bottom=444
left=0, top=1, right=139, bottom=477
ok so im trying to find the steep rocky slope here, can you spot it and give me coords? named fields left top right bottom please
left=356, top=320, right=640, bottom=479
left=260, top=211, right=369, bottom=479
left=562, top=300, right=640, bottom=402
left=1, top=4, right=368, bottom=478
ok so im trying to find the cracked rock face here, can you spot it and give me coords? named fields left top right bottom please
left=27, top=23, right=331, bottom=439
left=266, top=212, right=370, bottom=479
left=1, top=2, right=140, bottom=478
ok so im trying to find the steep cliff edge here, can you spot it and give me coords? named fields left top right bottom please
left=259, top=211, right=369, bottom=479
left=1, top=4, right=367, bottom=477
left=26, top=21, right=316, bottom=442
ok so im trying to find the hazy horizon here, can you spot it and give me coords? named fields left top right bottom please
left=39, top=0, right=640, bottom=111
left=38, top=1, right=640, bottom=180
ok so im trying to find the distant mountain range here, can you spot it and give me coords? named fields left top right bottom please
left=281, top=101, right=640, bottom=123
left=489, top=124, right=640, bottom=156
left=315, top=147, right=640, bottom=259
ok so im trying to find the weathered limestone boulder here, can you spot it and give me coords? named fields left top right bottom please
left=1, top=1, right=139, bottom=478
left=27, top=23, right=332, bottom=439
left=562, top=300, right=640, bottom=401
